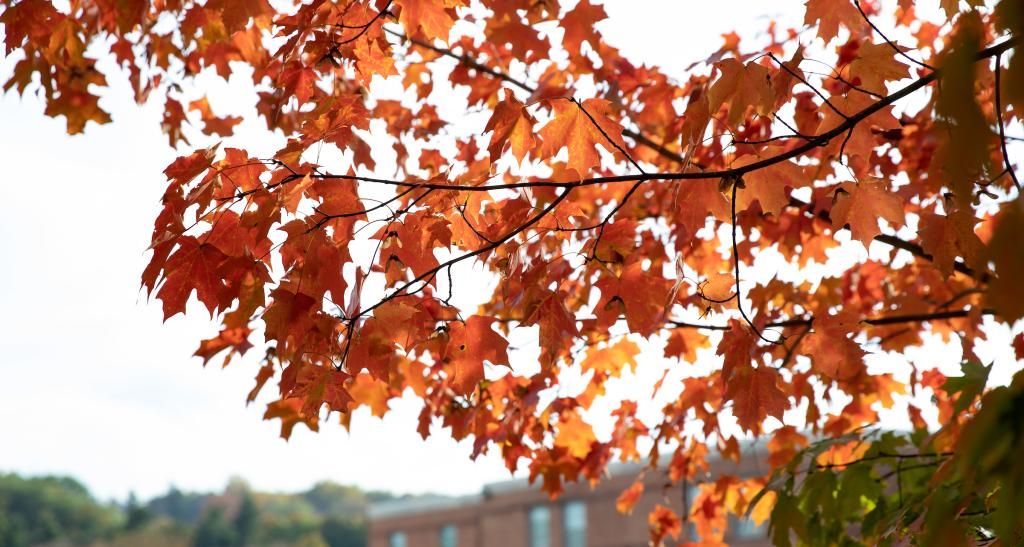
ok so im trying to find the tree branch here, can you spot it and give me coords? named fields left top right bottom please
left=994, top=54, right=1022, bottom=194
left=852, top=0, right=935, bottom=71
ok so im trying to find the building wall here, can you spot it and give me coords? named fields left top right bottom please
left=369, top=458, right=771, bottom=547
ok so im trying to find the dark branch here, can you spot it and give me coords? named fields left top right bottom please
left=994, top=54, right=1023, bottom=194
left=853, top=0, right=935, bottom=71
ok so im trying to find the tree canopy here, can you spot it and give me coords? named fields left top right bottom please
left=0, top=473, right=380, bottom=547
left=3, top=0, right=1024, bottom=543
left=0, top=474, right=121, bottom=546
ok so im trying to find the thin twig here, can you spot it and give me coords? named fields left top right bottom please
left=994, top=54, right=1022, bottom=194
left=572, top=97, right=645, bottom=174
left=730, top=176, right=783, bottom=344
left=853, top=0, right=935, bottom=71
left=768, top=53, right=847, bottom=119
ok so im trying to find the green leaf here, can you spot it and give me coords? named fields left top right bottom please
left=942, top=361, right=990, bottom=413
left=838, top=464, right=881, bottom=515
left=769, top=492, right=805, bottom=547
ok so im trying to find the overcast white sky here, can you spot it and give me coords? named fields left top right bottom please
left=1, top=0, right=1017, bottom=504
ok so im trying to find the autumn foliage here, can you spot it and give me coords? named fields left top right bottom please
left=4, top=0, right=1024, bottom=543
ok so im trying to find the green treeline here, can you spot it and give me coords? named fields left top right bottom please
left=0, top=473, right=395, bottom=547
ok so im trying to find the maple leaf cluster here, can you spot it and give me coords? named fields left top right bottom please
left=4, top=0, right=1024, bottom=542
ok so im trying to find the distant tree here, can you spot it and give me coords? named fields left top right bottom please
left=91, top=524, right=191, bottom=547
left=319, top=517, right=366, bottom=547
left=191, top=507, right=238, bottom=547
left=0, top=473, right=385, bottom=547
left=124, top=492, right=153, bottom=531
left=0, top=474, right=119, bottom=547
left=149, top=487, right=208, bottom=525
left=293, top=533, right=331, bottom=547
left=232, top=491, right=258, bottom=546
left=302, top=482, right=368, bottom=517
left=254, top=501, right=321, bottom=546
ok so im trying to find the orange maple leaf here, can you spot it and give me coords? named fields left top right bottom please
left=537, top=98, right=627, bottom=179
left=554, top=411, right=597, bottom=459
left=803, top=310, right=868, bottom=381
left=263, top=398, right=319, bottom=440
left=724, top=365, right=789, bottom=432
left=445, top=315, right=510, bottom=395
left=716, top=320, right=758, bottom=382
left=194, top=326, right=253, bottom=366
left=918, top=209, right=984, bottom=277
left=616, top=481, right=644, bottom=514
left=648, top=504, right=682, bottom=545
left=709, top=59, right=774, bottom=129
left=844, top=41, right=910, bottom=95
left=830, top=179, right=905, bottom=246
left=804, top=0, right=863, bottom=43
left=560, top=0, right=607, bottom=55
left=985, top=205, right=1024, bottom=322
left=595, top=261, right=675, bottom=336
left=347, top=373, right=391, bottom=417
left=395, top=0, right=455, bottom=42
left=581, top=338, right=641, bottom=377
left=484, top=92, right=538, bottom=163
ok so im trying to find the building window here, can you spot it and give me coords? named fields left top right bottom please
left=528, top=505, right=551, bottom=547
left=730, top=516, right=766, bottom=539
left=683, top=485, right=700, bottom=542
left=440, top=524, right=457, bottom=547
left=389, top=531, right=407, bottom=547
left=563, top=500, right=586, bottom=547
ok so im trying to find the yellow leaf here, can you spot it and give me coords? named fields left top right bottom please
left=581, top=338, right=641, bottom=377
left=554, top=412, right=597, bottom=458
left=395, top=0, right=454, bottom=42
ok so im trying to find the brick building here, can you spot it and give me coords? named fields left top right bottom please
left=368, top=455, right=770, bottom=547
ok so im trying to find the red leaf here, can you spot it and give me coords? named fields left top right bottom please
left=725, top=365, right=788, bottom=432
left=648, top=505, right=682, bottom=545
left=716, top=320, right=758, bottom=383
left=194, top=326, right=253, bottom=365
left=157, top=236, right=229, bottom=320
left=560, top=0, right=607, bottom=54
left=484, top=92, right=538, bottom=163
left=446, top=315, right=510, bottom=395
left=279, top=63, right=317, bottom=106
